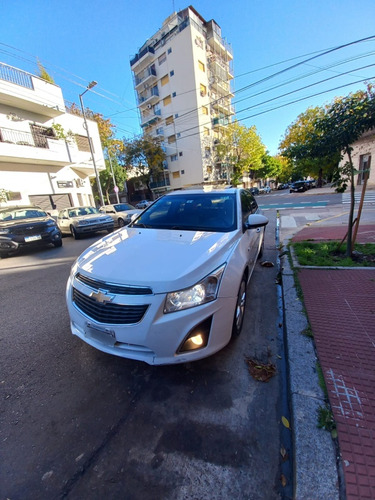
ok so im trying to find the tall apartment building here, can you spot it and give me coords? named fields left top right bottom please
left=0, top=62, right=105, bottom=210
left=130, top=6, right=234, bottom=194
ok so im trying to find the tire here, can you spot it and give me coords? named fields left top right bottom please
left=70, top=225, right=80, bottom=240
left=118, top=218, right=125, bottom=228
left=53, top=238, right=63, bottom=248
left=231, top=275, right=247, bottom=338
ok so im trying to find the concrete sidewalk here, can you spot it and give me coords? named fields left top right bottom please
left=282, top=223, right=375, bottom=499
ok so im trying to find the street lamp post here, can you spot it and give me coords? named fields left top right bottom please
left=79, top=81, right=105, bottom=207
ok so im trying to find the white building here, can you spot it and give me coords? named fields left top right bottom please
left=130, top=6, right=234, bottom=195
left=339, top=128, right=375, bottom=188
left=0, top=62, right=105, bottom=210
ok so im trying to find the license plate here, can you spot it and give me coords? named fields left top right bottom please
left=25, top=235, right=41, bottom=242
left=86, top=322, right=116, bottom=340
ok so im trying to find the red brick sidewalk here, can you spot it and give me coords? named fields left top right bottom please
left=292, top=223, right=375, bottom=499
left=299, top=269, right=375, bottom=499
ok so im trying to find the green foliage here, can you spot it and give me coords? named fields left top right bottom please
left=281, top=83, right=375, bottom=256
left=215, top=121, right=265, bottom=185
left=99, top=157, right=128, bottom=204
left=292, top=241, right=375, bottom=267
left=119, top=135, right=166, bottom=196
left=37, top=59, right=55, bottom=84
left=317, top=405, right=336, bottom=433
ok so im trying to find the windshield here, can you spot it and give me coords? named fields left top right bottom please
left=114, top=204, right=136, bottom=212
left=0, top=208, right=47, bottom=221
left=130, top=193, right=237, bottom=232
left=68, top=207, right=99, bottom=217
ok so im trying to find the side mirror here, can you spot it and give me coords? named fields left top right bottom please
left=245, top=213, right=269, bottom=230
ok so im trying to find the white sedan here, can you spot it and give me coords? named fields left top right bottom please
left=66, top=188, right=268, bottom=365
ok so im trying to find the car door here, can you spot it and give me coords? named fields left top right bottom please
left=240, top=190, right=261, bottom=268
left=57, top=209, right=70, bottom=234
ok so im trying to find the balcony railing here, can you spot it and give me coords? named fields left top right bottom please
left=150, top=178, right=170, bottom=189
left=0, top=62, right=33, bottom=89
left=135, top=66, right=157, bottom=87
left=0, top=127, right=53, bottom=148
left=130, top=46, right=155, bottom=68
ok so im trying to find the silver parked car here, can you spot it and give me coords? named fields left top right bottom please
left=57, top=206, right=114, bottom=239
left=99, top=203, right=142, bottom=228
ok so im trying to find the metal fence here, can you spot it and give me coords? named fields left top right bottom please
left=0, top=63, right=33, bottom=89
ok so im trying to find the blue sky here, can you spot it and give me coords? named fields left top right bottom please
left=1, top=0, right=375, bottom=154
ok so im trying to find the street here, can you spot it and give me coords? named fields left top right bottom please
left=1, top=188, right=374, bottom=499
left=1, top=214, right=283, bottom=499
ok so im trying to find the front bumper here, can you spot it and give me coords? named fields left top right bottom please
left=75, top=222, right=114, bottom=234
left=66, top=273, right=236, bottom=365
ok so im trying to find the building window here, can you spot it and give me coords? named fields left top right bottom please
left=168, top=134, right=176, bottom=144
left=172, top=92, right=176, bottom=97
left=172, top=171, right=180, bottom=179
left=179, top=151, right=183, bottom=156
left=198, top=60, right=205, bottom=72
left=203, top=127, right=210, bottom=136
left=202, top=105, right=208, bottom=115
left=205, top=147, right=211, bottom=158
left=75, top=135, right=92, bottom=152
left=158, top=53, right=166, bottom=65
left=175, top=113, right=179, bottom=118
left=161, top=74, right=169, bottom=86
left=170, top=70, right=174, bottom=77
left=181, top=170, right=185, bottom=174
left=165, top=115, right=174, bottom=125
left=171, top=154, right=178, bottom=161
left=168, top=48, right=172, bottom=54
left=163, top=95, right=171, bottom=106
left=176, top=132, right=181, bottom=138
left=200, top=83, right=207, bottom=97
left=156, top=127, right=164, bottom=135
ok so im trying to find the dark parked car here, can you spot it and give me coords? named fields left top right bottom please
left=250, top=187, right=259, bottom=195
left=0, top=205, right=62, bottom=258
left=289, top=181, right=308, bottom=193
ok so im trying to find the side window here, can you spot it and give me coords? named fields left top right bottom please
left=240, top=190, right=258, bottom=227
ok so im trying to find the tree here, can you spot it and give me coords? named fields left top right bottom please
left=279, top=106, right=339, bottom=186
left=215, top=121, right=265, bottom=186
left=98, top=156, right=128, bottom=204
left=37, top=59, right=55, bottom=84
left=256, top=153, right=291, bottom=184
left=283, top=83, right=375, bottom=256
left=120, top=135, right=166, bottom=198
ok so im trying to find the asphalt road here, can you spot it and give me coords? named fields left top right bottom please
left=0, top=219, right=286, bottom=500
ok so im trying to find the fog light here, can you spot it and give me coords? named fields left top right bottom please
left=177, top=316, right=212, bottom=353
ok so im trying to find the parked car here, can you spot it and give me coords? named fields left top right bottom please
left=66, top=188, right=269, bottom=365
left=259, top=186, right=272, bottom=194
left=135, top=200, right=153, bottom=209
left=289, top=181, right=308, bottom=193
left=305, top=179, right=316, bottom=189
left=277, top=183, right=289, bottom=190
left=57, top=206, right=114, bottom=239
left=99, top=203, right=142, bottom=228
left=0, top=205, right=62, bottom=258
left=250, top=187, right=259, bottom=195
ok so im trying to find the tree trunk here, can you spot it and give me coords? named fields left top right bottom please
left=346, top=147, right=355, bottom=258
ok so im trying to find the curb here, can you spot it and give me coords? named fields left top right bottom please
left=281, top=240, right=340, bottom=499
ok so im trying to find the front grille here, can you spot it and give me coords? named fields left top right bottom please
left=12, top=223, right=48, bottom=236
left=75, top=273, right=153, bottom=295
left=72, top=287, right=149, bottom=324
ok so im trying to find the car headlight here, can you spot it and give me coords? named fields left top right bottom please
left=164, top=264, right=226, bottom=314
left=46, top=220, right=56, bottom=227
left=0, top=228, right=10, bottom=234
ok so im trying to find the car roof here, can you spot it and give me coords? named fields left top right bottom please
left=0, top=205, right=42, bottom=211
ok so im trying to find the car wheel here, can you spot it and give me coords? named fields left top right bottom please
left=53, top=238, right=63, bottom=248
left=0, top=252, right=11, bottom=259
left=231, top=274, right=247, bottom=338
left=118, top=218, right=125, bottom=228
left=70, top=225, right=80, bottom=240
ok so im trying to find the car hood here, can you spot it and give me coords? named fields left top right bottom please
left=0, top=216, right=54, bottom=229
left=74, top=227, right=239, bottom=293
left=116, top=209, right=142, bottom=217
left=71, top=214, right=111, bottom=222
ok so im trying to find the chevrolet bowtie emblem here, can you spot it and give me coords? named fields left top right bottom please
left=90, top=290, right=114, bottom=304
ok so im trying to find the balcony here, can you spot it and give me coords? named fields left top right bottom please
left=135, top=66, right=157, bottom=91
left=207, top=31, right=233, bottom=60
left=0, top=63, right=65, bottom=117
left=141, top=111, right=161, bottom=128
left=0, top=126, right=71, bottom=171
left=150, top=177, right=170, bottom=189
left=138, top=86, right=160, bottom=109
left=130, top=46, right=155, bottom=71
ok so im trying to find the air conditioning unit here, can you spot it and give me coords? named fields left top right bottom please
left=147, top=104, right=152, bottom=109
